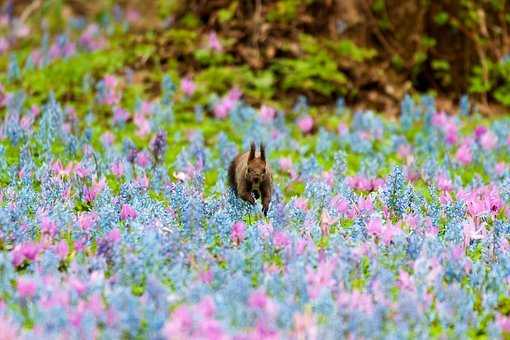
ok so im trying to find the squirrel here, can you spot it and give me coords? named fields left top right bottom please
left=228, top=142, right=273, bottom=216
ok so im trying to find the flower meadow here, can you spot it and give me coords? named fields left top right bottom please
left=1, top=7, right=510, bottom=340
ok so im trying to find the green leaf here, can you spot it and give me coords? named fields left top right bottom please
left=434, top=11, right=449, bottom=25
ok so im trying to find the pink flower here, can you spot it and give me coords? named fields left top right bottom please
left=163, top=305, right=193, bottom=338
left=330, top=195, right=349, bottom=215
left=357, top=196, right=374, bottom=214
left=113, top=107, right=129, bottom=124
left=107, top=228, right=121, bottom=243
left=381, top=221, right=400, bottom=245
left=397, top=144, right=412, bottom=159
left=231, top=221, right=246, bottom=245
left=120, top=204, right=137, bottom=221
left=208, top=32, right=223, bottom=52
left=322, top=171, right=335, bottom=187
left=0, top=37, right=9, bottom=54
left=181, top=77, right=196, bottom=97
left=337, top=291, right=374, bottom=315
left=227, top=87, right=242, bottom=101
left=134, top=113, right=151, bottom=137
left=480, top=130, right=498, bottom=150
left=445, top=123, right=458, bottom=145
left=197, top=319, right=226, bottom=339
left=397, top=270, right=415, bottom=292
left=248, top=289, right=269, bottom=310
left=17, top=277, right=37, bottom=299
left=40, top=216, right=57, bottom=237
left=404, top=214, right=418, bottom=230
left=20, top=116, right=33, bottom=131
left=111, top=161, right=124, bottom=178
left=14, top=23, right=30, bottom=38
left=136, top=174, right=149, bottom=189
left=337, top=122, right=348, bottom=135
left=87, top=293, right=104, bottom=317
left=135, top=151, right=151, bottom=168
left=474, top=125, right=487, bottom=139
left=431, top=111, right=448, bottom=127
left=366, top=216, right=383, bottom=237
left=12, top=242, right=40, bottom=267
left=55, top=240, right=68, bottom=260
left=455, top=143, right=472, bottom=165
left=320, top=210, right=337, bottom=235
left=294, top=198, right=308, bottom=211
left=306, top=260, right=336, bottom=299
left=199, top=270, right=213, bottom=284
left=436, top=174, right=453, bottom=191
left=371, top=178, right=385, bottom=189
left=292, top=310, right=317, bottom=340
left=30, top=50, right=43, bottom=67
left=273, top=231, right=291, bottom=250
left=295, top=238, right=308, bottom=256
left=463, top=217, right=486, bottom=248
left=497, top=314, right=510, bottom=333
left=495, top=162, right=507, bottom=176
left=0, top=315, right=20, bottom=340
left=126, top=9, right=141, bottom=23
left=258, top=222, right=273, bottom=240
left=279, top=157, right=297, bottom=179
left=0, top=84, right=7, bottom=108
left=99, top=75, right=121, bottom=106
left=197, top=296, right=216, bottom=318
left=70, top=277, right=87, bottom=295
left=74, top=163, right=92, bottom=179
left=11, top=248, right=24, bottom=267
left=297, top=115, right=314, bottom=134
left=83, top=179, right=105, bottom=203
left=78, top=212, right=98, bottom=231
left=260, top=105, right=276, bottom=123
left=279, top=157, right=293, bottom=172
left=101, top=132, right=115, bottom=146
left=213, top=99, right=233, bottom=119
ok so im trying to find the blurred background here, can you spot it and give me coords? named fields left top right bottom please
left=2, top=0, right=510, bottom=116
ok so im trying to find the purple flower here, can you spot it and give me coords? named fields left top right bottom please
left=150, top=131, right=168, bottom=163
left=474, top=125, right=487, bottom=139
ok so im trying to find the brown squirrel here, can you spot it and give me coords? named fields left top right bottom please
left=228, top=142, right=273, bottom=216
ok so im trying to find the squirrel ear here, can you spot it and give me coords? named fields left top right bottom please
left=260, top=144, right=266, bottom=161
left=249, top=142, right=256, bottom=161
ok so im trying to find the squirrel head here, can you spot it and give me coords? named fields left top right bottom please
left=245, top=142, right=267, bottom=185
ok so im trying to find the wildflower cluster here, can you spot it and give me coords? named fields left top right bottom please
left=0, top=9, right=510, bottom=340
